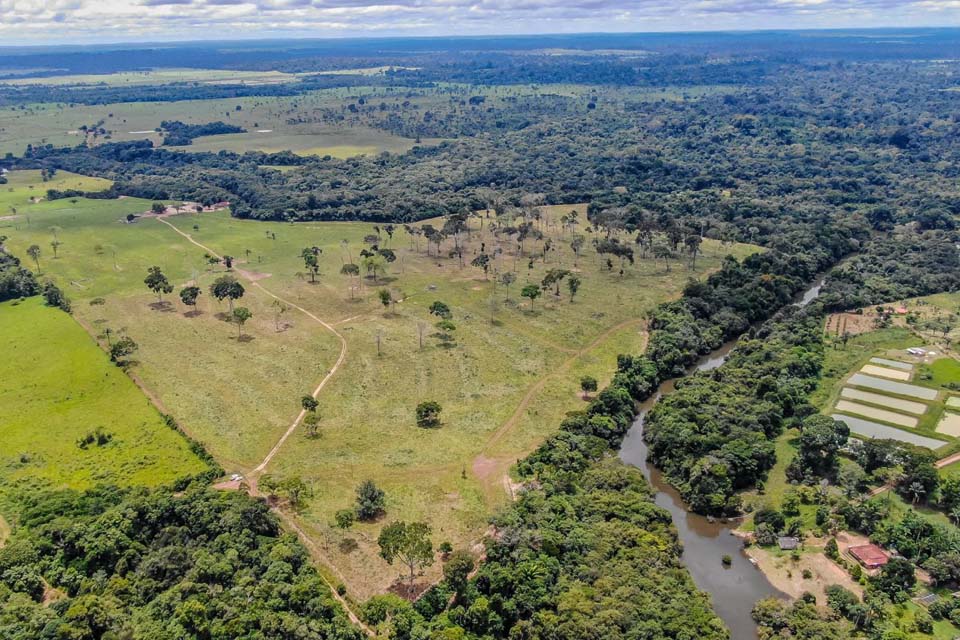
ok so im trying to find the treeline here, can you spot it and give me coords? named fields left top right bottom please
left=16, top=58, right=960, bottom=237
left=645, top=308, right=826, bottom=515
left=160, top=120, right=246, bottom=146
left=0, top=485, right=362, bottom=640
left=365, top=340, right=728, bottom=637
left=0, top=251, right=38, bottom=302
left=820, top=229, right=960, bottom=311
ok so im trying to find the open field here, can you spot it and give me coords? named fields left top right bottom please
left=0, top=297, right=207, bottom=498
left=0, top=68, right=305, bottom=87
left=0, top=172, right=344, bottom=469
left=1, top=176, right=761, bottom=599
left=0, top=90, right=438, bottom=157
left=162, top=203, right=759, bottom=598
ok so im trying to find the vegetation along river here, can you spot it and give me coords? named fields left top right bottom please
left=618, top=277, right=826, bottom=639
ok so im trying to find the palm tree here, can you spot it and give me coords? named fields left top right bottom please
left=908, top=481, right=926, bottom=505
left=26, top=244, right=41, bottom=272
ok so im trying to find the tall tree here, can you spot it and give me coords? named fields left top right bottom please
left=144, top=266, right=173, bottom=303
left=378, top=521, right=434, bottom=590
left=179, top=285, right=201, bottom=311
left=301, top=247, right=321, bottom=283
left=26, top=244, right=41, bottom=272
left=210, top=275, right=244, bottom=312
left=356, top=480, right=386, bottom=521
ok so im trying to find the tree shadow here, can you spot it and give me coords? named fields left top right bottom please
left=214, top=312, right=231, bottom=322
left=338, top=538, right=359, bottom=554
left=149, top=301, right=175, bottom=312
left=387, top=578, right=430, bottom=601
left=184, top=309, right=203, bottom=318
left=233, top=334, right=255, bottom=343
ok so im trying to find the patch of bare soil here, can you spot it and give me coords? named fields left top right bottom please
left=236, top=268, right=272, bottom=282
left=746, top=536, right=864, bottom=603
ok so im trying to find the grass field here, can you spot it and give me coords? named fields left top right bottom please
left=0, top=297, right=207, bottom=497
left=0, top=69, right=305, bottom=87
left=1, top=173, right=760, bottom=597
left=1, top=171, right=344, bottom=469
left=0, top=91, right=437, bottom=157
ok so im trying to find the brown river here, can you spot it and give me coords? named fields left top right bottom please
left=617, top=277, right=825, bottom=639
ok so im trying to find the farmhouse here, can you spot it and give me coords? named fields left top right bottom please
left=849, top=544, right=889, bottom=569
left=777, top=536, right=800, bottom=551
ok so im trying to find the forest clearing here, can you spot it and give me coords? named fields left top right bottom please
left=0, top=170, right=759, bottom=597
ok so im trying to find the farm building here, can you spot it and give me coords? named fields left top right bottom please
left=778, top=537, right=799, bottom=550
left=849, top=544, right=889, bottom=569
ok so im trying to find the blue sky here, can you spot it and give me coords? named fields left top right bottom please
left=0, top=0, right=958, bottom=45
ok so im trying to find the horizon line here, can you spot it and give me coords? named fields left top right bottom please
left=1, top=24, right=959, bottom=52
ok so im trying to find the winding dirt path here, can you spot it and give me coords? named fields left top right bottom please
left=156, top=216, right=348, bottom=475
left=156, top=216, right=371, bottom=632
left=480, top=317, right=645, bottom=454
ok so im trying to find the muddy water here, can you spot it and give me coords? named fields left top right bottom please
left=618, top=280, right=825, bottom=639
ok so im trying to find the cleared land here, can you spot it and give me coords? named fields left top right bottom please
left=949, top=397, right=960, bottom=409
left=840, top=387, right=928, bottom=414
left=2, top=168, right=760, bottom=598
left=162, top=204, right=758, bottom=598
left=860, top=363, right=911, bottom=380
left=847, top=373, right=938, bottom=400
left=0, top=69, right=304, bottom=87
left=0, top=171, right=344, bottom=470
left=0, top=90, right=438, bottom=157
left=835, top=400, right=919, bottom=428
left=0, top=297, right=206, bottom=497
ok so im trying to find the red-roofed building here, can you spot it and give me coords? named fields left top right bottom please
left=849, top=544, right=889, bottom=569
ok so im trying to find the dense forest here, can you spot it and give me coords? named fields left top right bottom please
left=0, top=486, right=362, bottom=640
left=10, top=55, right=960, bottom=244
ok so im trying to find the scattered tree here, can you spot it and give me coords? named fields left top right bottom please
left=356, top=480, right=386, bottom=520
left=210, top=275, right=244, bottom=312
left=416, top=401, right=443, bottom=428
left=144, top=266, right=174, bottom=303
left=230, top=307, right=252, bottom=338
left=580, top=375, right=598, bottom=399
left=377, top=521, right=434, bottom=590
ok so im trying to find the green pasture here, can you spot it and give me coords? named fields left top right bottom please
left=0, top=91, right=433, bottom=157
left=1, top=172, right=342, bottom=469
left=2, top=169, right=761, bottom=596
left=0, top=297, right=206, bottom=497
left=163, top=204, right=758, bottom=597
left=0, top=68, right=304, bottom=87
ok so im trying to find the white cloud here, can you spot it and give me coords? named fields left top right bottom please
left=0, top=0, right=957, bottom=44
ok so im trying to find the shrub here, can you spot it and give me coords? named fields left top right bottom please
left=334, top=509, right=355, bottom=529
left=416, top=401, right=442, bottom=428
left=355, top=480, right=385, bottom=520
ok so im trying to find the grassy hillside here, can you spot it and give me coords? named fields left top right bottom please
left=0, top=297, right=206, bottom=497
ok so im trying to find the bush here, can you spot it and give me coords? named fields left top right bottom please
left=415, top=401, right=442, bottom=428
left=355, top=480, right=385, bottom=521
left=334, top=509, right=355, bottom=529
left=721, top=555, right=732, bottom=566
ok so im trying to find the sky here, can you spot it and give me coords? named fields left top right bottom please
left=0, top=0, right=959, bottom=45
